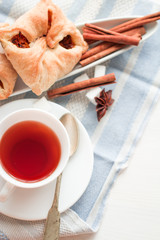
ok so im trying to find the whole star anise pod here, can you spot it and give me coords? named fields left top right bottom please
left=95, top=89, right=114, bottom=121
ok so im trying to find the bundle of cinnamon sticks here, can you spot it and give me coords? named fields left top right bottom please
left=80, top=11, right=160, bottom=66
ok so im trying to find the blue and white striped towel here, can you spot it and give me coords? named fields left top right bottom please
left=0, top=0, right=160, bottom=239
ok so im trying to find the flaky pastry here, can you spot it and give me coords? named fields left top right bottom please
left=0, top=0, right=88, bottom=95
left=0, top=53, right=17, bottom=100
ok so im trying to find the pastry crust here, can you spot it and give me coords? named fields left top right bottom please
left=0, top=53, right=17, bottom=99
left=0, top=0, right=88, bottom=95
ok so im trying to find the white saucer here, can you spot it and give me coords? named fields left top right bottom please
left=0, top=99, right=94, bottom=220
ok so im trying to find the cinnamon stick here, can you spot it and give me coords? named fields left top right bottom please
left=111, top=11, right=160, bottom=32
left=83, top=32, right=141, bottom=46
left=81, top=26, right=145, bottom=60
left=80, top=44, right=125, bottom=67
left=81, top=42, right=113, bottom=60
left=47, top=73, right=116, bottom=99
left=113, top=16, right=160, bottom=33
left=85, top=23, right=137, bottom=36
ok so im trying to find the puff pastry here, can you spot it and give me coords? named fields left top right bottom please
left=0, top=0, right=88, bottom=95
left=0, top=53, right=17, bottom=99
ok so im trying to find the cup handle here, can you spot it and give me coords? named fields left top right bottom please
left=0, top=182, right=15, bottom=202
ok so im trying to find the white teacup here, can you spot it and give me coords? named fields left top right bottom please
left=0, top=108, right=70, bottom=202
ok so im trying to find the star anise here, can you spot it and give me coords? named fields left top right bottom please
left=95, top=88, right=114, bottom=121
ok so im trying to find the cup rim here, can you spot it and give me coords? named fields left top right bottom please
left=0, top=108, right=70, bottom=188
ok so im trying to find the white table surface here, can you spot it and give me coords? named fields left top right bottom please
left=62, top=92, right=160, bottom=239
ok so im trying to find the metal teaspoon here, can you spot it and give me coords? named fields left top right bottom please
left=43, top=113, right=79, bottom=240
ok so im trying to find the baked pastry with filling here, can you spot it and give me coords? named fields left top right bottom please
left=0, top=23, right=17, bottom=100
left=0, top=53, right=17, bottom=100
left=0, top=0, right=88, bottom=95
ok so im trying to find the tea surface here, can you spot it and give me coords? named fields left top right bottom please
left=0, top=121, right=61, bottom=182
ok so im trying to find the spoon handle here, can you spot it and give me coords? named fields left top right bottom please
left=43, top=173, right=62, bottom=240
